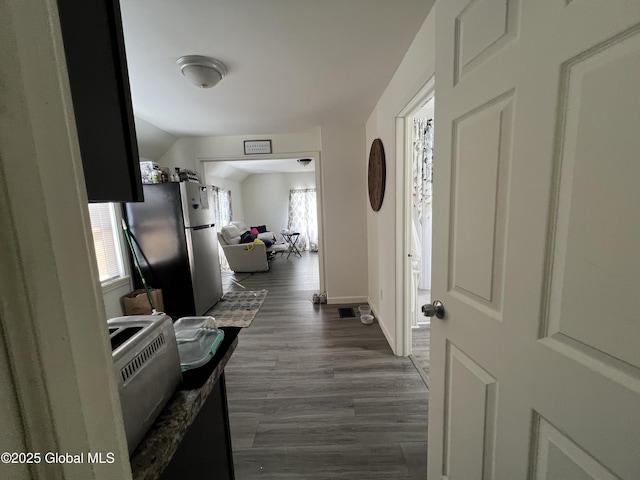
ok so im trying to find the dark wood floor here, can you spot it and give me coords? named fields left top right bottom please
left=222, top=252, right=429, bottom=479
left=410, top=324, right=430, bottom=386
left=410, top=289, right=431, bottom=386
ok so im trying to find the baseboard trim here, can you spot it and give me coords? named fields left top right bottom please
left=408, top=355, right=429, bottom=388
left=327, top=296, right=368, bottom=305
left=368, top=297, right=397, bottom=355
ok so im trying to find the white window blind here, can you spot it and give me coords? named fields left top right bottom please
left=88, top=203, right=124, bottom=283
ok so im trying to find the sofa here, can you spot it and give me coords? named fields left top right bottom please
left=217, top=221, right=289, bottom=272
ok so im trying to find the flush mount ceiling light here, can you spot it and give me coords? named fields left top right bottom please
left=297, top=158, right=312, bottom=166
left=176, top=55, right=227, bottom=88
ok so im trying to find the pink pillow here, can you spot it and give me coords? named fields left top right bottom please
left=250, top=228, right=259, bottom=234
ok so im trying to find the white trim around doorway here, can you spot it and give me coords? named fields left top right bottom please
left=394, top=77, right=435, bottom=357
left=196, top=152, right=326, bottom=295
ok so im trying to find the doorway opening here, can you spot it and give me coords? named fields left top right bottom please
left=408, top=97, right=434, bottom=385
left=199, top=155, right=325, bottom=294
left=395, top=77, right=434, bottom=384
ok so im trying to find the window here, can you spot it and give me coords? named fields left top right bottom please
left=211, top=186, right=233, bottom=272
left=88, top=203, right=125, bottom=283
left=287, top=188, right=318, bottom=252
left=211, top=186, right=232, bottom=229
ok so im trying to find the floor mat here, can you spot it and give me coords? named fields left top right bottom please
left=206, top=289, right=268, bottom=328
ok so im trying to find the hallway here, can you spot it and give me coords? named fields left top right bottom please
left=223, top=253, right=428, bottom=479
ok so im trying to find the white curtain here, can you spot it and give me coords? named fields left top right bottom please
left=413, top=117, right=434, bottom=290
left=413, top=118, right=434, bottom=220
left=287, top=188, right=318, bottom=252
left=211, top=186, right=232, bottom=271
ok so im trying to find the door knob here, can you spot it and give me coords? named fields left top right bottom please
left=421, top=300, right=445, bottom=319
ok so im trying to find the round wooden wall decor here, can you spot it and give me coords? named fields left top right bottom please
left=368, top=138, right=386, bottom=212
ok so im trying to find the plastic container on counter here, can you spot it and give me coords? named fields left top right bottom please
left=173, top=316, right=225, bottom=372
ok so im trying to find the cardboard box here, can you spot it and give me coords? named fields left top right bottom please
left=121, top=288, right=164, bottom=315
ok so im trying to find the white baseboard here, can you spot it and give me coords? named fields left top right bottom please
left=368, top=297, right=397, bottom=355
left=327, top=296, right=368, bottom=305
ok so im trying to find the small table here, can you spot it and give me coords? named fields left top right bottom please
left=282, top=232, right=302, bottom=258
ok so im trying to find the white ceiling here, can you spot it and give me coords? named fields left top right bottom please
left=205, top=157, right=316, bottom=182
left=119, top=0, right=434, bottom=139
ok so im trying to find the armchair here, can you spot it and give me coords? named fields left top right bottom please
left=217, top=223, right=288, bottom=273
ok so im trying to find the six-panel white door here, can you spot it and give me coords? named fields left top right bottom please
left=428, top=0, right=640, bottom=478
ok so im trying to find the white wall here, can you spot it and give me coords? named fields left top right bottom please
left=134, top=116, right=177, bottom=160
left=241, top=172, right=316, bottom=232
left=160, top=131, right=321, bottom=171
left=102, top=283, right=130, bottom=318
left=195, top=132, right=323, bottom=228
left=320, top=123, right=369, bottom=304
left=365, top=8, right=436, bottom=352
left=157, top=124, right=371, bottom=303
left=156, top=136, right=199, bottom=172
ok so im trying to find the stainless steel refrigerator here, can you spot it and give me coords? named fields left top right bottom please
left=124, top=182, right=223, bottom=318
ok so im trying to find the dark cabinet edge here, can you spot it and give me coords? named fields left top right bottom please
left=57, top=0, right=143, bottom=203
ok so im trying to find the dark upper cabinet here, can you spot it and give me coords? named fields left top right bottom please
left=57, top=0, right=143, bottom=203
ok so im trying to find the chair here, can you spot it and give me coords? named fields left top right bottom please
left=217, top=224, right=289, bottom=273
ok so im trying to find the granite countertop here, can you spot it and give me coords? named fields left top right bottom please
left=129, top=327, right=240, bottom=480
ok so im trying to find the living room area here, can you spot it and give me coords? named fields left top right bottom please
left=203, top=157, right=320, bottom=279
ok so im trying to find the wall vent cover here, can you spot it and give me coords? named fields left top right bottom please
left=338, top=308, right=356, bottom=318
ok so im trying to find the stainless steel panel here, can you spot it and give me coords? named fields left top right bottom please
left=180, top=182, right=215, bottom=227
left=125, top=184, right=196, bottom=318
left=185, top=226, right=224, bottom=314
left=108, top=315, right=181, bottom=454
